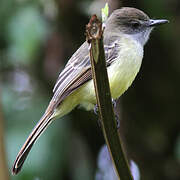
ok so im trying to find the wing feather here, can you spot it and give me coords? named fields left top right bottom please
left=52, top=39, right=120, bottom=106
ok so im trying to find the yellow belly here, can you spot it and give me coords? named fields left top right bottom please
left=79, top=37, right=143, bottom=110
left=108, top=41, right=143, bottom=99
left=54, top=37, right=144, bottom=117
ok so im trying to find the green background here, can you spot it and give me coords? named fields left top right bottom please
left=0, top=0, right=179, bottom=179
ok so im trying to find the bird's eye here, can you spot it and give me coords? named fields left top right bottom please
left=131, top=21, right=141, bottom=29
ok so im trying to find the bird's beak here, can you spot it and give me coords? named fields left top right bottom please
left=148, top=19, right=169, bottom=27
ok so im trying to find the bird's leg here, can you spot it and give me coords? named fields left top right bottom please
left=115, top=114, right=120, bottom=129
left=112, top=99, right=120, bottom=129
left=94, top=99, right=116, bottom=115
left=93, top=99, right=120, bottom=129
left=112, top=98, right=117, bottom=108
left=94, top=104, right=99, bottom=115
left=93, top=104, right=102, bottom=127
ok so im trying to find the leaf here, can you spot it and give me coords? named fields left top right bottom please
left=101, top=3, right=109, bottom=23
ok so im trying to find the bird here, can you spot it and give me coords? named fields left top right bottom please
left=12, top=7, right=168, bottom=175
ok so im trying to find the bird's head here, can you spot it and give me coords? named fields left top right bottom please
left=105, top=7, right=169, bottom=46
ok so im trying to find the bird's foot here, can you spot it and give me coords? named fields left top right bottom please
left=115, top=114, right=120, bottom=129
left=112, top=98, right=117, bottom=108
left=94, top=99, right=116, bottom=115
left=93, top=100, right=120, bottom=129
left=94, top=104, right=99, bottom=115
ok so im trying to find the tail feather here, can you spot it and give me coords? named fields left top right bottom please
left=12, top=111, right=53, bottom=175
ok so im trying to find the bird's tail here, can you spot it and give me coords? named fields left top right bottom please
left=12, top=109, right=54, bottom=175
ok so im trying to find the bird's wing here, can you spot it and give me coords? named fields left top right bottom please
left=52, top=40, right=120, bottom=106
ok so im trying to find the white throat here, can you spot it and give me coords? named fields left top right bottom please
left=130, top=28, right=153, bottom=46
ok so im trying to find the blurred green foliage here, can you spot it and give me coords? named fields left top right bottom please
left=0, top=0, right=180, bottom=180
left=6, top=6, right=49, bottom=65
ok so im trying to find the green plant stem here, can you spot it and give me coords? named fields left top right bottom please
left=86, top=15, right=133, bottom=180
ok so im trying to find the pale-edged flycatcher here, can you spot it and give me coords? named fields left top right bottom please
left=12, top=7, right=168, bottom=174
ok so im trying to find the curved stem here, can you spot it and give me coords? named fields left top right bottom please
left=86, top=15, right=133, bottom=180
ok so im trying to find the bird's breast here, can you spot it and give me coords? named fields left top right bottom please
left=77, top=37, right=144, bottom=110
left=108, top=37, right=144, bottom=99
